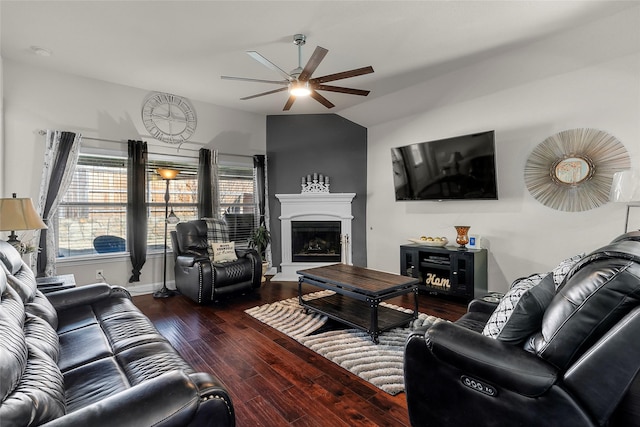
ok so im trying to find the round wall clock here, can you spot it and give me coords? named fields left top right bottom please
left=142, top=92, right=197, bottom=144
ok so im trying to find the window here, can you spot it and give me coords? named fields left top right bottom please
left=146, top=160, right=199, bottom=251
left=218, top=164, right=256, bottom=245
left=57, top=153, right=256, bottom=258
left=57, top=155, right=127, bottom=257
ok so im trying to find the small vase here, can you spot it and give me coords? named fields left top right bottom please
left=455, top=226, right=470, bottom=250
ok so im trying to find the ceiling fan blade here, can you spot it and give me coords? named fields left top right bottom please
left=246, top=51, right=292, bottom=81
left=298, top=46, right=329, bottom=82
left=221, top=76, right=288, bottom=85
left=240, top=87, right=288, bottom=100
left=315, top=84, right=370, bottom=96
left=310, top=90, right=335, bottom=109
left=283, top=95, right=296, bottom=111
left=312, top=66, right=374, bottom=84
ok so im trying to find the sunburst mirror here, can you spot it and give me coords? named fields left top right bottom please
left=524, top=128, right=630, bottom=212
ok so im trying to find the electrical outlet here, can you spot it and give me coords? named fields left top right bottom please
left=96, top=269, right=104, bottom=280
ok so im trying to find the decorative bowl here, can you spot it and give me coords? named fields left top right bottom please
left=408, top=237, right=449, bottom=247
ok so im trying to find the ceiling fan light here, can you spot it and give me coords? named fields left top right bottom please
left=289, top=81, right=311, bottom=97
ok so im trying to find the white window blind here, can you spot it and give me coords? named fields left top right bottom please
left=57, top=155, right=127, bottom=257
left=218, top=164, right=256, bottom=245
left=146, top=160, right=199, bottom=251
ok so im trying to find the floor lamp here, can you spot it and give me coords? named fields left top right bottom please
left=153, top=168, right=180, bottom=298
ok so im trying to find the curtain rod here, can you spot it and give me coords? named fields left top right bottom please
left=36, top=129, right=255, bottom=159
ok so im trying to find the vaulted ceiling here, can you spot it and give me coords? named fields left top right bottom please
left=1, top=1, right=637, bottom=126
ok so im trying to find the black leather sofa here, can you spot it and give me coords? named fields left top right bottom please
left=171, top=219, right=261, bottom=304
left=0, top=240, right=234, bottom=426
left=404, top=232, right=640, bottom=427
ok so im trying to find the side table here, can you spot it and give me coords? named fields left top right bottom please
left=478, top=291, right=505, bottom=304
left=36, top=274, right=76, bottom=294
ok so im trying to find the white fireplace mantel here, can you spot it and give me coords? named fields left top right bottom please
left=274, top=192, right=355, bottom=281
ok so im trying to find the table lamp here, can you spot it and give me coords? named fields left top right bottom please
left=0, top=193, right=47, bottom=247
left=610, top=170, right=640, bottom=233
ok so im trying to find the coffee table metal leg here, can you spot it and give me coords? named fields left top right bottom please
left=369, top=297, right=380, bottom=344
left=298, top=277, right=310, bottom=313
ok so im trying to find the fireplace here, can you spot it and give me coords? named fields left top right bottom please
left=292, top=221, right=341, bottom=263
left=275, top=192, right=355, bottom=281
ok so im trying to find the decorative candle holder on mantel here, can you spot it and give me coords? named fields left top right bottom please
left=301, top=173, right=330, bottom=193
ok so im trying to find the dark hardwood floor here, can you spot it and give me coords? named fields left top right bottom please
left=133, top=280, right=467, bottom=427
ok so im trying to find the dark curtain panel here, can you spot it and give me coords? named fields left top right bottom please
left=198, top=148, right=214, bottom=218
left=127, top=140, right=148, bottom=282
left=37, top=131, right=77, bottom=276
left=253, top=155, right=266, bottom=226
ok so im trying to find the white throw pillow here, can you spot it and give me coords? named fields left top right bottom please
left=552, top=253, right=585, bottom=290
left=210, top=242, right=238, bottom=263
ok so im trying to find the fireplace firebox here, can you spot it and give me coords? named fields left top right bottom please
left=292, top=221, right=341, bottom=263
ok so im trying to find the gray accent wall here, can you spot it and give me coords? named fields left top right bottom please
left=266, top=114, right=367, bottom=270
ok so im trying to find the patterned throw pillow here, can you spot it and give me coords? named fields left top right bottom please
left=552, top=253, right=585, bottom=290
left=482, top=273, right=555, bottom=344
left=202, top=218, right=230, bottom=259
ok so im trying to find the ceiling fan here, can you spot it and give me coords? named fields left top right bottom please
left=221, top=34, right=374, bottom=111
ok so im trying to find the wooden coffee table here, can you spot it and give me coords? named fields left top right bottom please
left=297, top=264, right=419, bottom=343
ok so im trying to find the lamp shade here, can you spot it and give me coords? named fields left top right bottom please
left=611, top=170, right=640, bottom=203
left=157, top=168, right=180, bottom=180
left=167, top=207, right=180, bottom=224
left=0, top=197, right=47, bottom=231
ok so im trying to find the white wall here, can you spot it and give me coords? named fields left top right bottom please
left=0, top=4, right=3, bottom=195
left=3, top=60, right=266, bottom=293
left=366, top=14, right=640, bottom=292
left=0, top=54, right=4, bottom=195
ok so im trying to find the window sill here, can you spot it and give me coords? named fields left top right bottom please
left=56, top=250, right=169, bottom=266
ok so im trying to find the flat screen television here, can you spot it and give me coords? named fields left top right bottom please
left=391, top=130, right=498, bottom=201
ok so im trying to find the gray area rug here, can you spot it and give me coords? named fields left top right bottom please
left=245, top=290, right=445, bottom=395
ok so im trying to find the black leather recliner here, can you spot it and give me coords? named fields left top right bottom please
left=171, top=219, right=261, bottom=304
left=404, top=232, right=640, bottom=427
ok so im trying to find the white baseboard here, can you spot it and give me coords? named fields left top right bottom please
left=273, top=272, right=301, bottom=282
left=125, top=281, right=177, bottom=297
